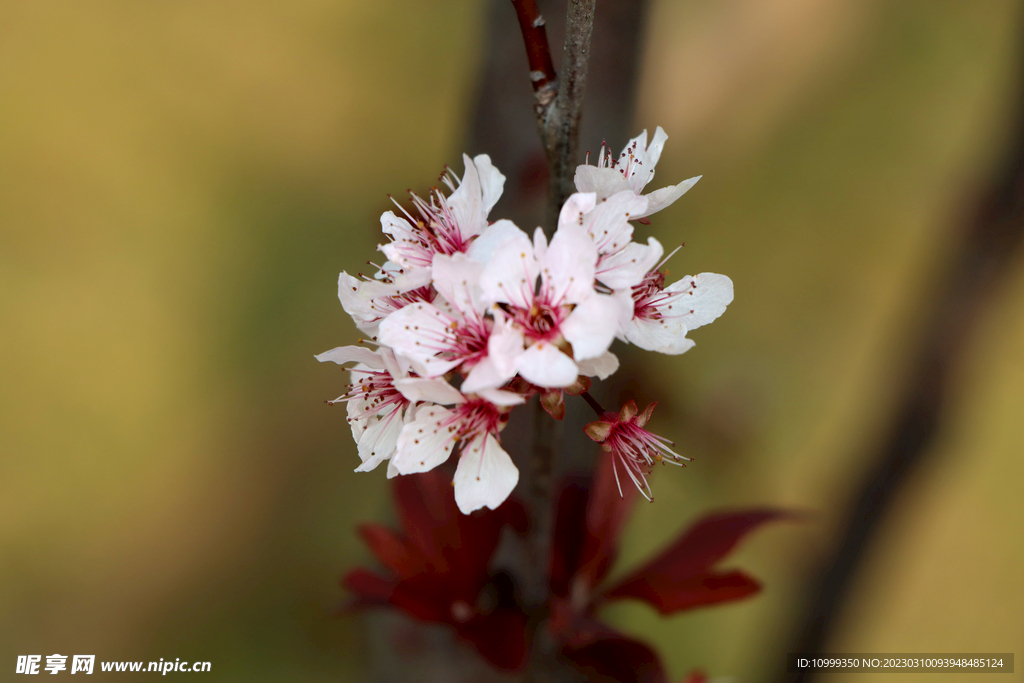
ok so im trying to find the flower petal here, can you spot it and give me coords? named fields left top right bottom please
left=393, top=405, right=457, bottom=474
left=453, top=434, right=519, bottom=513
left=466, top=219, right=523, bottom=264
left=431, top=253, right=485, bottom=316
left=378, top=303, right=459, bottom=375
left=574, top=165, right=631, bottom=200
left=479, top=227, right=539, bottom=309
left=636, top=175, right=701, bottom=218
left=545, top=222, right=598, bottom=305
left=622, top=317, right=695, bottom=355
left=666, top=272, right=734, bottom=331
left=515, top=343, right=579, bottom=388
left=575, top=350, right=619, bottom=379
left=475, top=387, right=526, bottom=406
left=561, top=293, right=629, bottom=360
left=597, top=236, right=664, bottom=290
left=315, top=345, right=385, bottom=370
left=394, top=377, right=465, bottom=405
left=473, top=153, right=505, bottom=216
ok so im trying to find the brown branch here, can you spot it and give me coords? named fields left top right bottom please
left=511, top=0, right=598, bottom=232
left=774, top=49, right=1024, bottom=683
left=548, top=0, right=597, bottom=224
left=512, top=0, right=559, bottom=120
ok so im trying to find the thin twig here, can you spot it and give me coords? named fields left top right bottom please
left=511, top=0, right=598, bottom=231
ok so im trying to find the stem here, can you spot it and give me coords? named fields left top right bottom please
left=512, top=0, right=598, bottom=232
left=580, top=391, right=606, bottom=416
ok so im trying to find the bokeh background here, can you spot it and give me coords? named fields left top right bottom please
left=2, top=0, right=1023, bottom=681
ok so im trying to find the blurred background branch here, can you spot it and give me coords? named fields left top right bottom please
left=778, top=19, right=1024, bottom=682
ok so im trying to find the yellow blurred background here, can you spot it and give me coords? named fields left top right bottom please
left=1, top=0, right=1022, bottom=681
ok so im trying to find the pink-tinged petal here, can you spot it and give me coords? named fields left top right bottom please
left=479, top=227, right=538, bottom=309
left=466, top=219, right=523, bottom=264
left=637, top=175, right=701, bottom=218
left=394, top=377, right=465, bottom=405
left=574, top=165, right=632, bottom=199
left=431, top=253, right=485, bottom=316
left=448, top=153, right=486, bottom=241
left=315, top=345, right=385, bottom=370
left=337, top=271, right=398, bottom=331
left=546, top=222, right=598, bottom=304
left=460, top=318, right=524, bottom=393
left=515, top=343, right=579, bottom=388
left=601, top=509, right=794, bottom=614
left=378, top=303, right=455, bottom=373
left=561, top=294, right=628, bottom=360
left=583, top=190, right=647, bottom=255
left=379, top=347, right=404, bottom=379
left=472, top=153, right=505, bottom=217
left=453, top=434, right=519, bottom=513
left=575, top=351, right=619, bottom=379
left=598, top=237, right=664, bottom=290
left=385, top=458, right=400, bottom=479
left=346, top=391, right=367, bottom=442
left=393, top=405, right=457, bottom=474
left=475, top=387, right=526, bottom=406
left=557, top=191, right=598, bottom=230
left=622, top=317, right=695, bottom=355
left=665, top=272, right=733, bottom=331
left=562, top=635, right=668, bottom=683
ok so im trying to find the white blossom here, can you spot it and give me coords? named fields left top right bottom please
left=574, top=126, right=700, bottom=219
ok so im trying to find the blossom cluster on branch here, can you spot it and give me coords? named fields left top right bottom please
left=318, top=128, right=733, bottom=513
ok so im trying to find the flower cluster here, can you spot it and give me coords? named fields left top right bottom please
left=318, top=128, right=733, bottom=513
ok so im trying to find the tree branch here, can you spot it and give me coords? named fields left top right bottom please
left=511, top=0, right=598, bottom=231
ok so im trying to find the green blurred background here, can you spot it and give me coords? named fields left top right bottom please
left=2, top=0, right=1022, bottom=681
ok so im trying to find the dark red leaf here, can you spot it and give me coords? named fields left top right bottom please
left=680, top=669, right=708, bottom=683
left=357, top=523, right=426, bottom=578
left=340, top=567, right=396, bottom=606
left=577, top=453, right=639, bottom=587
left=601, top=509, right=791, bottom=614
left=456, top=609, right=529, bottom=671
left=550, top=479, right=590, bottom=598
left=562, top=634, right=668, bottom=683
left=606, top=569, right=762, bottom=614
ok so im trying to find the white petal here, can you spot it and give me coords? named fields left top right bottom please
left=515, top=343, right=579, bottom=388
left=582, top=190, right=647, bottom=254
left=315, top=346, right=385, bottom=370
left=637, top=175, right=701, bottom=218
left=644, top=126, right=669, bottom=171
left=393, top=405, right=457, bottom=474
left=576, top=351, right=619, bottom=379
left=475, top=388, right=526, bottom=406
left=355, top=404, right=405, bottom=469
left=560, top=293, right=628, bottom=360
left=337, top=272, right=397, bottom=330
left=623, top=317, right=695, bottom=355
left=666, top=272, right=734, bottom=330
left=394, top=377, right=466, bottom=405
left=448, top=153, right=486, bottom=241
left=431, top=253, right=485, bottom=316
left=557, top=192, right=597, bottom=231
left=573, top=166, right=631, bottom=200
left=378, top=303, right=455, bottom=373
left=386, top=458, right=400, bottom=479
left=461, top=357, right=508, bottom=394
left=597, top=237, right=664, bottom=290
left=545, top=223, right=598, bottom=304
left=453, top=434, right=519, bottom=514
left=479, top=228, right=539, bottom=309
left=466, top=219, right=524, bottom=264
left=347, top=393, right=367, bottom=442
left=473, top=154, right=505, bottom=216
